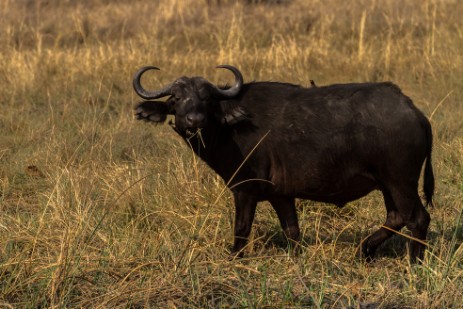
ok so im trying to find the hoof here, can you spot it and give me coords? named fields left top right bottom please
left=361, top=239, right=376, bottom=262
left=228, top=250, right=244, bottom=261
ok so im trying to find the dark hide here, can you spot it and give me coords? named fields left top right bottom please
left=134, top=70, right=434, bottom=263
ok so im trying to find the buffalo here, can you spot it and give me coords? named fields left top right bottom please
left=133, top=65, right=434, bottom=262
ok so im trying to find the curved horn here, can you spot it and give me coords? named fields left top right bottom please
left=133, top=66, right=173, bottom=100
left=213, top=65, right=243, bottom=98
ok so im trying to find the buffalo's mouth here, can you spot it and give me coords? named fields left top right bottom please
left=179, top=118, right=207, bottom=136
left=176, top=125, right=204, bottom=136
left=169, top=121, right=203, bottom=138
left=170, top=120, right=202, bottom=137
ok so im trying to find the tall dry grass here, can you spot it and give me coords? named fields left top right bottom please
left=0, top=0, right=462, bottom=307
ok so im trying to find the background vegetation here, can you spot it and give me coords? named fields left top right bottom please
left=0, top=0, right=462, bottom=307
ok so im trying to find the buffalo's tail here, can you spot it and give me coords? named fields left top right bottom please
left=423, top=119, right=435, bottom=207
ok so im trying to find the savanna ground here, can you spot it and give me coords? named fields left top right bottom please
left=0, top=0, right=462, bottom=307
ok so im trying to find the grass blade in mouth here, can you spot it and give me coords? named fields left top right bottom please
left=186, top=128, right=206, bottom=148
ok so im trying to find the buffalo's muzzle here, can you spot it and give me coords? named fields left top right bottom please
left=185, top=112, right=206, bottom=128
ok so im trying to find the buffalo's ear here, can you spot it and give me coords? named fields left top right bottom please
left=135, top=101, right=173, bottom=123
left=218, top=101, right=251, bottom=125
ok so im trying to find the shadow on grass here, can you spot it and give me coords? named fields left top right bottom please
left=254, top=223, right=414, bottom=260
left=246, top=204, right=462, bottom=261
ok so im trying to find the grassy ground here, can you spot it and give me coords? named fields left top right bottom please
left=0, top=0, right=462, bottom=307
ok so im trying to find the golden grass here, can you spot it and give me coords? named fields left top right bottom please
left=0, top=0, right=462, bottom=307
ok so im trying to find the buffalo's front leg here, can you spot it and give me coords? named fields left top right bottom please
left=230, top=191, right=258, bottom=258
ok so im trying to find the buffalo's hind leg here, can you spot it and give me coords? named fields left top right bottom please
left=403, top=197, right=430, bottom=262
left=363, top=184, right=430, bottom=262
left=362, top=189, right=406, bottom=261
left=269, top=197, right=301, bottom=250
left=388, top=184, right=430, bottom=262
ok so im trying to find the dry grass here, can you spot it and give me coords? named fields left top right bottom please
left=0, top=0, right=462, bottom=307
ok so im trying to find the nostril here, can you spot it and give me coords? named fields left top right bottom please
left=186, top=113, right=205, bottom=126
left=195, top=114, right=205, bottom=123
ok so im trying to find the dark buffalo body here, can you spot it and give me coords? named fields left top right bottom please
left=133, top=66, right=434, bottom=262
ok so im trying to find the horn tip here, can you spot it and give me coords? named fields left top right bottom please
left=142, top=66, right=160, bottom=71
